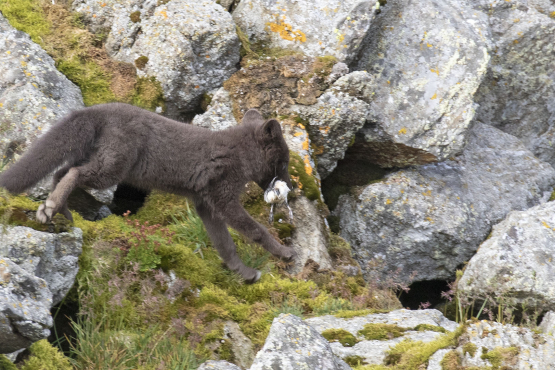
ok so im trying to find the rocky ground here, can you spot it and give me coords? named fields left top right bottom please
left=1, top=0, right=555, bottom=368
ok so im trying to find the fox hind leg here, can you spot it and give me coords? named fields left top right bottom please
left=37, top=167, right=80, bottom=223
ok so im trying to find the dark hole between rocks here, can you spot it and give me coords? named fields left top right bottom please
left=47, top=299, right=79, bottom=357
left=108, top=183, right=149, bottom=216
left=398, top=280, right=450, bottom=310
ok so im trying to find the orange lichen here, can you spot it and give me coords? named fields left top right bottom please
left=266, top=20, right=306, bottom=43
left=303, top=155, right=313, bottom=176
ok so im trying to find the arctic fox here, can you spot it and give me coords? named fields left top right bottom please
left=0, top=103, right=295, bottom=283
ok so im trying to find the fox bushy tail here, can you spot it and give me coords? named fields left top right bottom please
left=0, top=112, right=94, bottom=194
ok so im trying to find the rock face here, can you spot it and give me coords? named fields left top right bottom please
left=0, top=13, right=84, bottom=198
left=74, top=0, right=240, bottom=118
left=336, top=123, right=555, bottom=282
left=192, top=88, right=238, bottom=131
left=0, top=226, right=83, bottom=354
left=222, top=321, right=255, bottom=369
left=288, top=196, right=333, bottom=274
left=293, top=76, right=370, bottom=179
left=250, top=313, right=350, bottom=370
left=458, top=201, right=555, bottom=312
left=348, top=0, right=489, bottom=167
left=427, top=320, right=555, bottom=370
left=233, top=0, right=378, bottom=63
left=472, top=1, right=555, bottom=167
left=198, top=360, right=242, bottom=370
left=305, top=309, right=458, bottom=366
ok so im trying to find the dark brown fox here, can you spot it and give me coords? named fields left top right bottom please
left=0, top=103, right=295, bottom=283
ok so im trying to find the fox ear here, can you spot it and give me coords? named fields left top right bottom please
left=242, top=109, right=264, bottom=125
left=259, top=119, right=283, bottom=141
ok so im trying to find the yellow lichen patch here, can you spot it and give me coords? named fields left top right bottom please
left=303, top=155, right=313, bottom=176
left=431, top=93, right=437, bottom=100
left=422, top=190, right=432, bottom=196
left=386, top=199, right=392, bottom=205
left=266, top=21, right=306, bottom=43
left=302, top=138, right=310, bottom=151
left=398, top=127, right=407, bottom=134
left=293, top=132, right=303, bottom=137
left=430, top=68, right=439, bottom=76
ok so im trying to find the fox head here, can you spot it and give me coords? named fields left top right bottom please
left=243, top=109, right=293, bottom=192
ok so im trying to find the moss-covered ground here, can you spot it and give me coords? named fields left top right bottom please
left=0, top=0, right=164, bottom=110
left=0, top=188, right=401, bottom=369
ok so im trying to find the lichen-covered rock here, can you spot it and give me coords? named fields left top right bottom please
left=473, top=1, right=555, bottom=167
left=197, top=360, right=242, bottom=370
left=0, top=13, right=84, bottom=198
left=336, top=123, right=555, bottom=282
left=222, top=321, right=254, bottom=369
left=192, top=88, right=238, bottom=131
left=232, top=0, right=378, bottom=63
left=0, top=259, right=53, bottom=354
left=0, top=226, right=83, bottom=305
left=539, top=311, right=555, bottom=336
left=458, top=201, right=555, bottom=312
left=426, top=320, right=555, bottom=369
left=288, top=196, right=333, bottom=274
left=348, top=0, right=490, bottom=166
left=250, top=313, right=350, bottom=370
left=292, top=77, right=370, bottom=178
left=306, top=309, right=458, bottom=366
left=74, top=0, right=240, bottom=118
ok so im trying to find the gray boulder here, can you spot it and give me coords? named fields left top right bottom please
left=197, top=360, right=242, bottom=370
left=473, top=1, right=555, bottom=167
left=0, top=13, right=84, bottom=198
left=539, top=311, right=555, bottom=336
left=232, top=0, right=378, bottom=63
left=458, top=201, right=555, bottom=312
left=349, top=0, right=490, bottom=166
left=305, top=309, right=458, bottom=366
left=427, top=320, right=555, bottom=369
left=0, top=226, right=83, bottom=306
left=293, top=78, right=370, bottom=179
left=74, top=0, right=240, bottom=118
left=336, top=123, right=555, bottom=282
left=250, top=313, right=350, bottom=370
left=0, top=259, right=53, bottom=354
left=192, top=88, right=238, bottom=131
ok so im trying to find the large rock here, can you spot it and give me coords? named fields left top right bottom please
left=0, top=225, right=82, bottom=354
left=305, top=309, right=458, bottom=366
left=427, top=320, right=555, bottom=370
left=0, top=226, right=83, bottom=306
left=292, top=75, right=370, bottom=179
left=0, top=13, right=84, bottom=198
left=192, top=88, right=238, bottom=131
left=250, top=313, right=350, bottom=370
left=473, top=0, right=555, bottom=167
left=74, top=0, right=240, bottom=118
left=0, top=259, right=53, bottom=354
left=232, top=0, right=378, bottom=63
left=348, top=0, right=490, bottom=167
left=458, top=201, right=555, bottom=312
left=197, top=360, right=242, bottom=370
left=336, top=123, right=555, bottom=282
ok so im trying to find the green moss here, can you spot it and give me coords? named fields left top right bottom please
left=345, top=355, right=368, bottom=366
left=321, top=328, right=359, bottom=347
left=130, top=76, right=165, bottom=112
left=200, top=92, right=213, bottom=111
left=235, top=25, right=257, bottom=58
left=480, top=346, right=519, bottom=369
left=358, top=324, right=407, bottom=341
left=20, top=340, right=72, bottom=370
left=0, top=0, right=51, bottom=44
left=0, top=355, right=17, bottom=370
left=130, top=11, right=141, bottom=23
left=463, top=342, right=477, bottom=357
left=549, top=189, right=555, bottom=202
left=413, top=324, right=446, bottom=333
left=57, top=58, right=116, bottom=106
left=334, top=309, right=389, bottom=319
left=289, top=150, right=320, bottom=201
left=439, top=350, right=461, bottom=370
left=134, top=55, right=149, bottom=70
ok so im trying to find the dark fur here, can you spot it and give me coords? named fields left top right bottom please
left=0, top=103, right=295, bottom=283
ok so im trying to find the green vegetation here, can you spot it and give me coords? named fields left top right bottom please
left=135, top=56, right=149, bottom=70
left=20, top=340, right=72, bottom=370
left=0, top=0, right=165, bottom=110
left=462, top=342, right=477, bottom=357
left=413, top=324, right=447, bottom=333
left=130, top=11, right=141, bottom=23
left=321, top=329, right=359, bottom=347
left=439, top=350, right=461, bottom=370
left=345, top=355, right=368, bottom=366
left=289, top=150, right=321, bottom=201
left=358, top=323, right=407, bottom=341
left=480, top=346, right=519, bottom=369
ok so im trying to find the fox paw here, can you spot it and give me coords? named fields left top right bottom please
left=36, top=200, right=57, bottom=224
left=244, top=270, right=262, bottom=284
left=278, top=247, right=297, bottom=263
